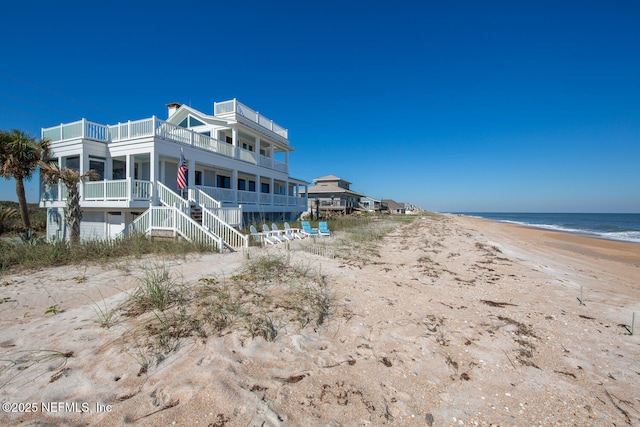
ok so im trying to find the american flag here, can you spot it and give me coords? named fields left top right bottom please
left=177, top=150, right=188, bottom=190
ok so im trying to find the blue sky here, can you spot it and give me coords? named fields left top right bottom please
left=1, top=0, right=638, bottom=212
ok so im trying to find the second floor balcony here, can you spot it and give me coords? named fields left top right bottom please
left=40, top=179, right=308, bottom=211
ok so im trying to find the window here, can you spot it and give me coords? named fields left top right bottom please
left=225, top=136, right=232, bottom=144
left=189, top=116, right=205, bottom=126
left=261, top=183, right=270, bottom=193
left=238, top=179, right=246, bottom=191
left=216, top=175, right=230, bottom=188
left=195, top=171, right=202, bottom=186
left=249, top=181, right=256, bottom=192
left=178, top=116, right=205, bottom=128
left=89, top=159, right=104, bottom=180
left=65, top=156, right=79, bottom=172
left=113, top=159, right=126, bottom=179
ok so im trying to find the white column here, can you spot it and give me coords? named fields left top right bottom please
left=231, top=169, right=238, bottom=203
left=151, top=150, right=159, bottom=204
left=188, top=158, right=195, bottom=191
left=232, top=127, right=238, bottom=159
left=256, top=137, right=261, bottom=166
left=105, top=158, right=113, bottom=180
left=269, top=177, right=274, bottom=205
left=126, top=154, right=133, bottom=180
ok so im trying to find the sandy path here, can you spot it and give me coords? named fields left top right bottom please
left=0, top=214, right=638, bottom=426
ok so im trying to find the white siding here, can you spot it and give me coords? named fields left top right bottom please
left=80, top=211, right=105, bottom=240
left=47, top=208, right=65, bottom=241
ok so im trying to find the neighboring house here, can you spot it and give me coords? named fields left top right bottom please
left=40, top=99, right=309, bottom=251
left=301, top=175, right=364, bottom=216
left=381, top=199, right=406, bottom=215
left=404, top=203, right=423, bottom=214
left=359, top=196, right=382, bottom=212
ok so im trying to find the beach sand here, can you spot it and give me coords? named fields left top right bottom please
left=1, top=214, right=639, bottom=426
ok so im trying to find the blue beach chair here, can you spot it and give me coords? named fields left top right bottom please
left=301, top=221, right=319, bottom=236
left=318, top=222, right=331, bottom=237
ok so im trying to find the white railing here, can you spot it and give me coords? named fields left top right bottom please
left=43, top=115, right=288, bottom=173
left=84, top=180, right=125, bottom=200
left=209, top=207, right=243, bottom=227
left=188, top=188, right=220, bottom=209
left=199, top=186, right=235, bottom=203
left=273, top=195, right=288, bottom=205
left=173, top=208, right=224, bottom=251
left=238, top=190, right=258, bottom=204
left=260, top=193, right=272, bottom=204
left=214, top=99, right=289, bottom=140
left=158, top=181, right=188, bottom=212
left=132, top=180, right=153, bottom=199
left=237, top=147, right=258, bottom=164
left=42, top=119, right=108, bottom=143
left=190, top=188, right=243, bottom=228
left=202, top=209, right=248, bottom=250
left=125, top=206, right=226, bottom=252
left=83, top=179, right=152, bottom=201
left=126, top=209, right=150, bottom=235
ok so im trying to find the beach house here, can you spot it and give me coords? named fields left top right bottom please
left=301, top=175, right=364, bottom=216
left=381, top=199, right=406, bottom=215
left=39, top=99, right=309, bottom=251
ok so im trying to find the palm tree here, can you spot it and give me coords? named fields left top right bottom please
left=0, top=130, right=51, bottom=230
left=38, top=162, right=98, bottom=244
left=0, top=207, right=19, bottom=235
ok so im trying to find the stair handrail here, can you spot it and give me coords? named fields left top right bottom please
left=202, top=208, right=248, bottom=249
left=172, top=207, right=225, bottom=253
left=158, top=182, right=189, bottom=213
left=116, top=209, right=151, bottom=238
left=194, top=188, right=221, bottom=209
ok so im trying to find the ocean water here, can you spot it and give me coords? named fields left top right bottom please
left=458, top=212, right=640, bottom=244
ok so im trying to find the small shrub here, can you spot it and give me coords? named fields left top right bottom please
left=129, top=264, right=184, bottom=313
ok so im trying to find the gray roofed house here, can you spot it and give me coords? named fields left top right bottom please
left=381, top=199, right=406, bottom=215
left=301, top=175, right=364, bottom=216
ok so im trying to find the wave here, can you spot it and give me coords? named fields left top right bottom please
left=459, top=213, right=640, bottom=244
left=527, top=223, right=640, bottom=243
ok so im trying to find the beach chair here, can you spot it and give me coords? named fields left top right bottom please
left=285, top=222, right=305, bottom=239
left=272, top=223, right=292, bottom=241
left=318, top=221, right=331, bottom=237
left=301, top=221, right=319, bottom=236
left=263, top=224, right=283, bottom=243
left=250, top=224, right=278, bottom=245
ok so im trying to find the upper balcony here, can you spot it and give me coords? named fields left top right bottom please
left=42, top=116, right=288, bottom=173
left=214, top=99, right=288, bottom=140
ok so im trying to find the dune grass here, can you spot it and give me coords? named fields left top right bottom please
left=0, top=232, right=211, bottom=273
left=119, top=254, right=334, bottom=372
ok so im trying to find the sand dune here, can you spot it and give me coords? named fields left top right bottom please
left=1, top=214, right=639, bottom=426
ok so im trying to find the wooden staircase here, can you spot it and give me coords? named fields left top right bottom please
left=190, top=204, right=203, bottom=224
left=134, top=182, right=249, bottom=252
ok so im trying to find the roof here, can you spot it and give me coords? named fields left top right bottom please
left=381, top=199, right=405, bottom=210
left=313, top=175, right=352, bottom=184
left=302, top=182, right=364, bottom=197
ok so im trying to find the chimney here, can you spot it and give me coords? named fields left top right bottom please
left=166, top=102, right=182, bottom=118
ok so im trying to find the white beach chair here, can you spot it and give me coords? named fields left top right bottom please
left=250, top=224, right=278, bottom=245
left=263, top=224, right=283, bottom=243
left=284, top=222, right=304, bottom=239
left=272, top=223, right=292, bottom=241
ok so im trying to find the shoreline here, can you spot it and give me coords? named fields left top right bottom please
left=451, top=212, right=640, bottom=246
